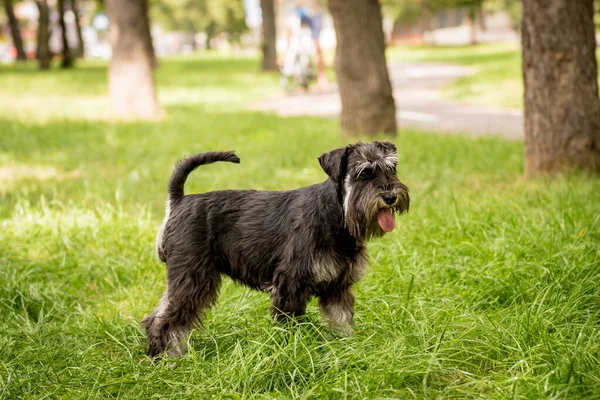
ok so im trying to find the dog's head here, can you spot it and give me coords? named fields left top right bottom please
left=319, top=141, right=410, bottom=240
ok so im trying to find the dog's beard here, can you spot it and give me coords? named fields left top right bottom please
left=344, top=185, right=410, bottom=240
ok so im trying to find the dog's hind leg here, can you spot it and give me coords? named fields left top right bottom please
left=319, top=285, right=355, bottom=335
left=142, top=258, right=222, bottom=357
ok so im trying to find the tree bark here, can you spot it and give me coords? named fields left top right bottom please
left=57, top=0, right=74, bottom=68
left=3, top=0, right=27, bottom=61
left=106, top=0, right=161, bottom=120
left=71, top=0, right=85, bottom=58
left=260, top=0, right=277, bottom=71
left=329, top=0, right=397, bottom=136
left=35, top=0, right=51, bottom=70
left=522, top=0, right=600, bottom=173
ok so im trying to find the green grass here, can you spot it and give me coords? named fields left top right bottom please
left=1, top=54, right=600, bottom=399
left=388, top=43, right=524, bottom=109
left=388, top=43, right=600, bottom=110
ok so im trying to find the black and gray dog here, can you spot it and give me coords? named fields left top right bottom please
left=142, top=141, right=410, bottom=356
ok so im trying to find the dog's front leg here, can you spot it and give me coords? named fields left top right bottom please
left=269, top=276, right=309, bottom=322
left=319, top=286, right=355, bottom=335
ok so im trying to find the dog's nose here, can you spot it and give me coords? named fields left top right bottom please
left=382, top=193, right=397, bottom=205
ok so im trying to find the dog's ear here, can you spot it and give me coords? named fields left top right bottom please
left=319, top=146, right=350, bottom=182
left=376, top=141, right=397, bottom=155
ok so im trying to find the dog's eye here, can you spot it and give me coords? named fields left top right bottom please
left=358, top=168, right=372, bottom=179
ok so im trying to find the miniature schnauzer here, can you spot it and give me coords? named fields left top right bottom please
left=142, top=141, right=410, bottom=356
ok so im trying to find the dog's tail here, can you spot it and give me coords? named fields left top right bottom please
left=168, top=151, right=240, bottom=205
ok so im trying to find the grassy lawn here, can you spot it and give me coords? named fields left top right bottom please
left=388, top=43, right=524, bottom=109
left=1, top=54, right=600, bottom=399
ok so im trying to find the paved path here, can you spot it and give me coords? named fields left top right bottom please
left=253, top=63, right=524, bottom=140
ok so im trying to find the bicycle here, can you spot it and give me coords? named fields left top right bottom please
left=279, top=28, right=316, bottom=92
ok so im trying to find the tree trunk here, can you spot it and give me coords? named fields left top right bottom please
left=71, top=0, right=85, bottom=58
left=468, top=6, right=478, bottom=45
left=57, top=0, right=74, bottom=68
left=205, top=21, right=216, bottom=50
left=3, top=0, right=27, bottom=61
left=260, top=0, right=277, bottom=71
left=106, top=0, right=161, bottom=120
left=522, top=0, right=600, bottom=173
left=35, top=0, right=51, bottom=70
left=421, top=7, right=432, bottom=45
left=329, top=0, right=397, bottom=136
left=478, top=6, right=487, bottom=31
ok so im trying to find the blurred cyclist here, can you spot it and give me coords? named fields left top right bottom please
left=281, top=1, right=329, bottom=91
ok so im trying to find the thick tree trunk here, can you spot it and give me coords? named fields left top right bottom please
left=329, top=0, right=397, bottom=136
left=106, top=0, right=161, bottom=120
left=35, top=0, right=51, bottom=70
left=522, top=0, right=600, bottom=173
left=72, top=0, right=85, bottom=58
left=3, top=0, right=27, bottom=61
left=260, top=0, right=277, bottom=71
left=57, top=0, right=74, bottom=68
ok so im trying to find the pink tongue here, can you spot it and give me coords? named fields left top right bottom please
left=377, top=209, right=395, bottom=232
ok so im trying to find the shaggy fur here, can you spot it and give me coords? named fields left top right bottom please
left=142, top=141, right=410, bottom=357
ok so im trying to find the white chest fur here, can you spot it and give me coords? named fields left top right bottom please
left=313, top=254, right=342, bottom=283
left=312, top=250, right=369, bottom=285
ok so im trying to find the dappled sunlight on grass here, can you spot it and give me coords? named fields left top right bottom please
left=445, top=74, right=523, bottom=109
left=160, top=86, right=274, bottom=109
left=0, top=53, right=279, bottom=122
left=0, top=95, right=110, bottom=122
left=0, top=163, right=82, bottom=190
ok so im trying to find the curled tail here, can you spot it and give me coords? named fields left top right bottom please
left=168, top=151, right=240, bottom=205
left=156, top=151, right=240, bottom=263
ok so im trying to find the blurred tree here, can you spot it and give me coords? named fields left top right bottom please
left=382, top=0, right=431, bottom=27
left=35, top=0, right=51, bottom=69
left=596, top=0, right=600, bottom=31
left=57, top=0, right=74, bottom=68
left=151, top=0, right=247, bottom=47
left=206, top=0, right=247, bottom=43
left=382, top=0, right=486, bottom=44
left=485, top=0, right=520, bottom=31
left=106, top=0, right=161, bottom=119
left=461, top=0, right=484, bottom=44
left=204, top=20, right=216, bottom=49
left=383, top=0, right=528, bottom=44
left=522, top=0, right=600, bottom=173
left=151, top=0, right=203, bottom=33
left=329, top=0, right=396, bottom=136
left=260, top=0, right=277, bottom=71
left=72, top=0, right=84, bottom=57
left=3, top=0, right=27, bottom=61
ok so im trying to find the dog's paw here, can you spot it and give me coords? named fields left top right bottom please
left=322, top=318, right=355, bottom=336
left=336, top=324, right=354, bottom=336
